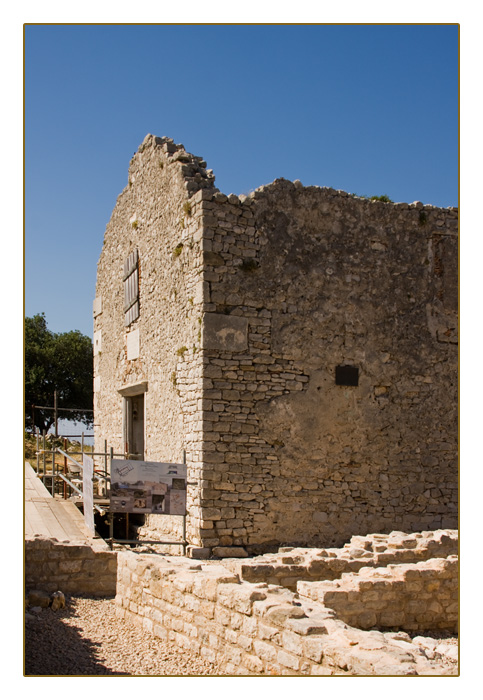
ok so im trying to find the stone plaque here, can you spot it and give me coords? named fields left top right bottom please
left=93, top=296, right=102, bottom=317
left=203, top=313, right=248, bottom=351
left=127, top=328, right=140, bottom=360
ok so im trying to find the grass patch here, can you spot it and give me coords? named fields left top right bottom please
left=370, top=194, right=393, bottom=203
left=351, top=193, right=393, bottom=203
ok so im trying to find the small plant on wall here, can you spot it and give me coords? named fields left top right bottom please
left=351, top=193, right=393, bottom=203
left=419, top=211, right=428, bottom=226
left=173, top=243, right=184, bottom=258
left=370, top=194, right=393, bottom=203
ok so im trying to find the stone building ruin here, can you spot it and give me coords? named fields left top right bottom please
left=94, top=134, right=458, bottom=557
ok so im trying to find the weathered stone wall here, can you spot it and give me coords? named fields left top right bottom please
left=198, top=182, right=458, bottom=550
left=115, top=547, right=457, bottom=675
left=95, top=136, right=458, bottom=552
left=94, top=135, right=215, bottom=544
left=298, top=556, right=458, bottom=633
left=25, top=536, right=117, bottom=595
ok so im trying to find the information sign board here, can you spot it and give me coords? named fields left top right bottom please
left=110, top=460, right=187, bottom=515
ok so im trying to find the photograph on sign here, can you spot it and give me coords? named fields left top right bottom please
left=110, top=460, right=187, bottom=515
left=82, top=454, right=95, bottom=535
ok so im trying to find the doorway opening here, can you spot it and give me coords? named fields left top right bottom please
left=124, top=393, right=144, bottom=460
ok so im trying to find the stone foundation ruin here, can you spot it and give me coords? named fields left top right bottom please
left=25, top=535, right=117, bottom=596
left=115, top=529, right=458, bottom=675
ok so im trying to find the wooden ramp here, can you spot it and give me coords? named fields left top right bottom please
left=25, top=462, right=94, bottom=541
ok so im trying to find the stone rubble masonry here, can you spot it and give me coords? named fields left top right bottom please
left=25, top=536, right=118, bottom=596
left=226, top=528, right=458, bottom=589
left=115, top=529, right=458, bottom=675
left=297, top=556, right=458, bottom=633
left=95, top=134, right=458, bottom=553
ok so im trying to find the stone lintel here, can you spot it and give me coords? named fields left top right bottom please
left=118, top=380, right=148, bottom=397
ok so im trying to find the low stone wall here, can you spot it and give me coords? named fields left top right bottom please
left=115, top=550, right=456, bottom=675
left=225, top=529, right=458, bottom=589
left=298, top=557, right=458, bottom=633
left=25, top=536, right=118, bottom=595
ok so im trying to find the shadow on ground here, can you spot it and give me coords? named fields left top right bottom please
left=24, top=597, right=126, bottom=676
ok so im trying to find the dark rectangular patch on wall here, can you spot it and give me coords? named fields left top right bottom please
left=336, top=365, right=359, bottom=386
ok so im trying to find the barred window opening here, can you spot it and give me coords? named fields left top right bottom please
left=124, top=249, right=139, bottom=326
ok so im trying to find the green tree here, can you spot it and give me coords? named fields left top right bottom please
left=25, top=313, right=93, bottom=432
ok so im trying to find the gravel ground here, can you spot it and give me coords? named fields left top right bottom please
left=24, top=595, right=223, bottom=676
left=24, top=594, right=458, bottom=676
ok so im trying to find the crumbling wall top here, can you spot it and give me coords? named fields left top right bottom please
left=133, top=135, right=457, bottom=215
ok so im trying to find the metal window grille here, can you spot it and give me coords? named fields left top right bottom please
left=124, top=249, right=139, bottom=326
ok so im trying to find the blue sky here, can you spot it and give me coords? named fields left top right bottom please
left=25, top=24, right=458, bottom=339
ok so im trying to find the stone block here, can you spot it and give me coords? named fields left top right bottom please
left=265, top=604, right=307, bottom=626
left=192, top=573, right=235, bottom=601
left=357, top=611, right=378, bottom=629
left=223, top=644, right=243, bottom=666
left=281, top=629, right=303, bottom=656
left=212, top=546, right=248, bottom=558
left=27, top=590, right=51, bottom=608
left=285, top=616, right=329, bottom=636
left=58, top=559, right=84, bottom=574
left=237, top=634, right=253, bottom=651
left=172, top=575, right=195, bottom=594
left=214, top=603, right=231, bottom=627
left=379, top=612, right=406, bottom=628
left=277, top=649, right=300, bottom=671
left=224, top=628, right=239, bottom=646
left=217, top=582, right=267, bottom=615
left=243, top=652, right=265, bottom=674
left=303, top=637, right=328, bottom=664
left=258, top=621, right=281, bottom=642
left=253, top=638, right=277, bottom=663
left=310, top=664, right=333, bottom=675
left=199, top=599, right=215, bottom=619
left=241, top=614, right=258, bottom=637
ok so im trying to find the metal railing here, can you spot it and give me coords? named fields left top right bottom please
left=34, top=430, right=141, bottom=491
left=31, top=429, right=189, bottom=553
